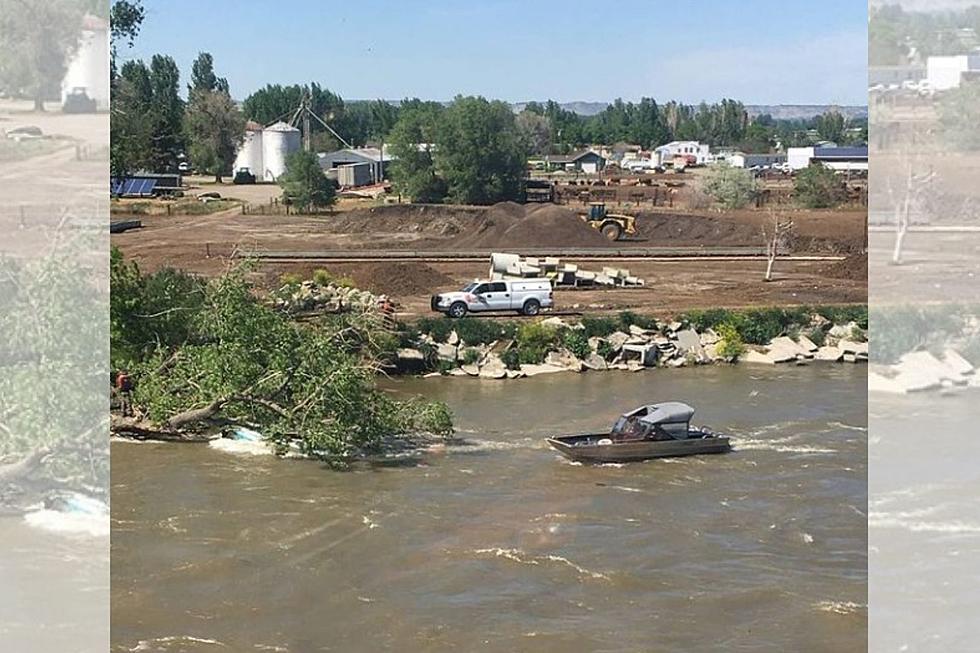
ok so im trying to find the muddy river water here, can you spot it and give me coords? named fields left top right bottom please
left=111, top=365, right=867, bottom=652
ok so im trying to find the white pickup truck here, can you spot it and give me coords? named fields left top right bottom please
left=431, top=279, right=554, bottom=318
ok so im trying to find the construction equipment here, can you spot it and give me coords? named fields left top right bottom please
left=233, top=167, right=256, bottom=184
left=579, top=202, right=636, bottom=241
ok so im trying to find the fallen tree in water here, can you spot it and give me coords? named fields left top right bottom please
left=110, top=251, right=453, bottom=457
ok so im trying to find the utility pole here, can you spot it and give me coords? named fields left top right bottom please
left=303, top=92, right=311, bottom=153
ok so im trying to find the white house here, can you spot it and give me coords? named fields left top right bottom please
left=655, top=141, right=711, bottom=166
left=787, top=146, right=868, bottom=172
left=729, top=152, right=787, bottom=169
left=926, top=54, right=980, bottom=90
left=61, top=15, right=109, bottom=109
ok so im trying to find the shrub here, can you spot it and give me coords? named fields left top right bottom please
left=501, top=347, right=521, bottom=370
left=597, top=340, right=616, bottom=361
left=461, top=348, right=481, bottom=365
left=618, top=311, right=657, bottom=331
left=312, top=269, right=333, bottom=286
left=794, top=163, right=846, bottom=209
left=715, top=323, right=746, bottom=360
left=806, top=328, right=826, bottom=348
left=562, top=330, right=591, bottom=360
left=279, top=272, right=303, bottom=287
left=702, top=164, right=757, bottom=210
left=455, top=319, right=518, bottom=346
left=581, top=316, right=619, bottom=339
left=515, top=322, right=559, bottom=365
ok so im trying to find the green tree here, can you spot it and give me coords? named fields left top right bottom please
left=794, top=162, right=846, bottom=209
left=516, top=109, right=552, bottom=155
left=185, top=86, right=245, bottom=182
left=388, top=100, right=447, bottom=202
left=815, top=110, right=846, bottom=144
left=110, top=60, right=153, bottom=174
left=111, top=258, right=453, bottom=457
left=702, top=164, right=757, bottom=210
left=278, top=150, right=336, bottom=212
left=109, top=0, right=143, bottom=73
left=188, top=51, right=228, bottom=95
left=0, top=0, right=85, bottom=110
left=147, top=54, right=184, bottom=171
left=434, top=96, right=527, bottom=205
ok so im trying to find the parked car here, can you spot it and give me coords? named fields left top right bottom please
left=431, top=279, right=553, bottom=318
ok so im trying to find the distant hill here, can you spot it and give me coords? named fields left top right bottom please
left=509, top=101, right=867, bottom=120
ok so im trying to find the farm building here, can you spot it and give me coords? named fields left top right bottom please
left=545, top=150, right=607, bottom=173
left=318, top=147, right=393, bottom=185
left=655, top=141, right=711, bottom=166
left=728, top=152, right=787, bottom=169
left=787, top=146, right=868, bottom=172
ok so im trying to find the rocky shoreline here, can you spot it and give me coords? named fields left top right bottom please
left=398, top=315, right=869, bottom=380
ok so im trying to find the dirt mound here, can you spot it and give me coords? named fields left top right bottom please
left=452, top=202, right=609, bottom=248
left=349, top=261, right=454, bottom=296
left=821, top=253, right=867, bottom=280
left=324, top=204, right=484, bottom=238
left=635, top=212, right=762, bottom=247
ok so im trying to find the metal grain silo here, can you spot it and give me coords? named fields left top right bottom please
left=261, top=121, right=301, bottom=181
left=233, top=121, right=264, bottom=176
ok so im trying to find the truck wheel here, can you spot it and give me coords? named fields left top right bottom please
left=601, top=222, right=622, bottom=241
left=448, top=302, right=468, bottom=318
left=522, top=299, right=541, bottom=316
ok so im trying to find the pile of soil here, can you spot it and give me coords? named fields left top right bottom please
left=821, top=253, right=868, bottom=281
left=322, top=204, right=484, bottom=238
left=635, top=212, right=761, bottom=247
left=349, top=261, right=454, bottom=295
left=452, top=202, right=609, bottom=249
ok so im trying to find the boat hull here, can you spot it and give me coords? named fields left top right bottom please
left=546, top=433, right=731, bottom=463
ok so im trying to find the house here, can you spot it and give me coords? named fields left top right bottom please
left=317, top=147, right=394, bottom=184
left=926, top=54, right=980, bottom=91
left=728, top=152, right=787, bottom=169
left=544, top=150, right=606, bottom=173
left=655, top=141, right=711, bottom=166
left=787, top=146, right=868, bottom=172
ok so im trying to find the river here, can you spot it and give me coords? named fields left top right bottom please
left=111, top=365, right=867, bottom=652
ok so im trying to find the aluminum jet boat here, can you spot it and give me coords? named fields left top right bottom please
left=547, top=402, right=730, bottom=463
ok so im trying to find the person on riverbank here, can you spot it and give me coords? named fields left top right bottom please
left=115, top=371, right=134, bottom=417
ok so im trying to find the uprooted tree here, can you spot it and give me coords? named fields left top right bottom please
left=110, top=251, right=453, bottom=457
left=0, top=233, right=109, bottom=509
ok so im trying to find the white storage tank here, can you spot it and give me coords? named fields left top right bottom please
left=261, top=121, right=302, bottom=181
left=61, top=15, right=110, bottom=109
left=234, top=121, right=264, bottom=176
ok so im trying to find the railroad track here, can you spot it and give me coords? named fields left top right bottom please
left=236, top=248, right=844, bottom=263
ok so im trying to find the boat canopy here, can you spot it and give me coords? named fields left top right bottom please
left=633, top=402, right=695, bottom=426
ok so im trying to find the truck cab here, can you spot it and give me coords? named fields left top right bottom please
left=431, top=279, right=554, bottom=318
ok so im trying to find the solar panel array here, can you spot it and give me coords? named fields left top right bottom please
left=110, top=177, right=158, bottom=197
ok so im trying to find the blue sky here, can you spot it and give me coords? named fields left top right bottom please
left=125, top=0, right=868, bottom=105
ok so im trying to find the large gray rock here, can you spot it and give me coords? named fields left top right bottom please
left=796, top=335, right=819, bottom=353
left=838, top=340, right=869, bottom=356
left=545, top=349, right=584, bottom=372
left=479, top=355, right=507, bottom=379
left=436, top=343, right=458, bottom=362
left=461, top=364, right=480, bottom=377
left=447, top=330, right=460, bottom=346
left=675, top=329, right=709, bottom=363
left=519, top=363, right=568, bottom=377
left=741, top=349, right=776, bottom=365
left=583, top=353, right=609, bottom=371
left=606, top=331, right=630, bottom=351
left=700, top=329, right=720, bottom=346
left=815, top=346, right=843, bottom=362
